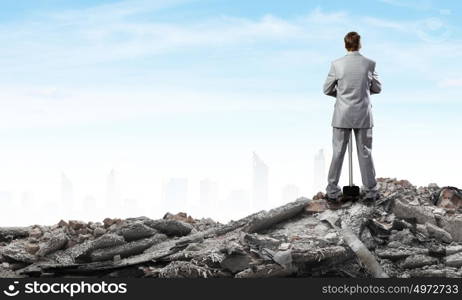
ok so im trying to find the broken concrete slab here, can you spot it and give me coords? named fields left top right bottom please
left=446, top=245, right=462, bottom=255
left=36, top=231, right=68, bottom=257
left=425, top=222, right=452, bottom=243
left=158, top=261, right=213, bottom=278
left=63, top=233, right=126, bottom=262
left=435, top=187, right=462, bottom=210
left=438, top=215, right=462, bottom=242
left=305, top=199, right=329, bottom=214
left=114, top=222, right=156, bottom=241
left=220, top=254, right=251, bottom=273
left=445, top=252, right=462, bottom=267
left=393, top=199, right=436, bottom=225
left=235, top=264, right=295, bottom=278
left=399, top=254, right=438, bottom=269
left=243, top=198, right=310, bottom=233
left=0, top=241, right=37, bottom=263
left=375, top=248, right=429, bottom=260
left=0, top=227, right=29, bottom=242
left=90, top=234, right=167, bottom=262
left=409, top=267, right=461, bottom=278
left=143, top=219, right=193, bottom=236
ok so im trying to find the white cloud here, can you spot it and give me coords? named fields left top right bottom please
left=438, top=78, right=462, bottom=88
left=303, top=7, right=348, bottom=24
left=439, top=9, right=452, bottom=15
left=379, top=0, right=433, bottom=11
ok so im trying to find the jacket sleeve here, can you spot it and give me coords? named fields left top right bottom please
left=370, top=62, right=382, bottom=95
left=323, top=63, right=337, bottom=98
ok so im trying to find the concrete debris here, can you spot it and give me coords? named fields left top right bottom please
left=445, top=252, right=462, bottom=267
left=143, top=219, right=193, bottom=237
left=425, top=223, right=452, bottom=243
left=434, top=187, right=462, bottom=210
left=438, top=215, right=462, bottom=242
left=158, top=261, right=214, bottom=278
left=305, top=199, right=329, bottom=214
left=90, top=234, right=167, bottom=262
left=163, top=212, right=196, bottom=224
left=36, top=231, right=68, bottom=257
left=399, top=254, right=438, bottom=269
left=392, top=199, right=436, bottom=225
left=243, top=198, right=310, bottom=233
left=0, top=227, right=29, bottom=242
left=0, top=178, right=462, bottom=278
left=113, top=222, right=157, bottom=241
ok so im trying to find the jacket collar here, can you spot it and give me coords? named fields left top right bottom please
left=346, top=51, right=361, bottom=56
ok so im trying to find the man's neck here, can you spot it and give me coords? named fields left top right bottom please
left=346, top=50, right=360, bottom=55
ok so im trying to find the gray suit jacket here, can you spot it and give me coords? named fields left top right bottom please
left=323, top=51, right=381, bottom=128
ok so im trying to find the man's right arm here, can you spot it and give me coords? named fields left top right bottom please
left=370, top=62, right=382, bottom=95
left=323, top=63, right=337, bottom=97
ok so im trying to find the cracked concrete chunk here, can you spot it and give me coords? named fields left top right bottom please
left=115, top=222, right=156, bottom=241
left=36, top=231, right=68, bottom=257
left=90, top=234, right=167, bottom=262
left=376, top=248, right=428, bottom=260
left=446, top=245, right=462, bottom=255
left=439, top=215, right=462, bottom=242
left=235, top=263, right=295, bottom=278
left=399, top=254, right=438, bottom=269
left=425, top=223, right=452, bottom=243
left=143, top=219, right=193, bottom=236
left=220, top=254, right=251, bottom=273
left=159, top=261, right=211, bottom=278
left=389, top=229, right=416, bottom=246
left=0, top=227, right=29, bottom=242
left=25, top=243, right=40, bottom=255
left=393, top=200, right=436, bottom=225
left=305, top=199, right=329, bottom=214
left=0, top=241, right=37, bottom=263
left=445, top=252, right=462, bottom=267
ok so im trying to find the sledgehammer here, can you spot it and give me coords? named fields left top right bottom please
left=342, top=130, right=360, bottom=201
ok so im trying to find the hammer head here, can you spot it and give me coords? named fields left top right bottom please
left=343, top=185, right=360, bottom=201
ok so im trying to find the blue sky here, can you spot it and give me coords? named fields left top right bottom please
left=0, top=0, right=461, bottom=224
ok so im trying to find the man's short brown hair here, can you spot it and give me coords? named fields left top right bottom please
left=344, top=32, right=361, bottom=51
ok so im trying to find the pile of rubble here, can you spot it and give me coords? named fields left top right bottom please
left=1, top=177, right=462, bottom=278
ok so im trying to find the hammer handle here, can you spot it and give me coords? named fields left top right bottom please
left=348, top=130, right=353, bottom=187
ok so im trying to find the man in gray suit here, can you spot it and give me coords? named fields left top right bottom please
left=323, top=31, right=381, bottom=202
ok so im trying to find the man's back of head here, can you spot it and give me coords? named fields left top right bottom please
left=344, top=31, right=361, bottom=52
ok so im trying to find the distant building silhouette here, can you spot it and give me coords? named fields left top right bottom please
left=61, top=172, right=74, bottom=210
left=163, top=178, right=188, bottom=213
left=282, top=184, right=300, bottom=203
left=106, top=169, right=119, bottom=208
left=122, top=197, right=138, bottom=217
left=313, top=149, right=326, bottom=193
left=21, top=191, right=33, bottom=208
left=200, top=179, right=218, bottom=208
left=226, top=189, right=250, bottom=217
left=0, top=191, right=12, bottom=208
left=83, top=194, right=96, bottom=210
left=252, top=152, right=268, bottom=209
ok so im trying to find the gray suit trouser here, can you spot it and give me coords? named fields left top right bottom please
left=326, top=127, right=378, bottom=198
